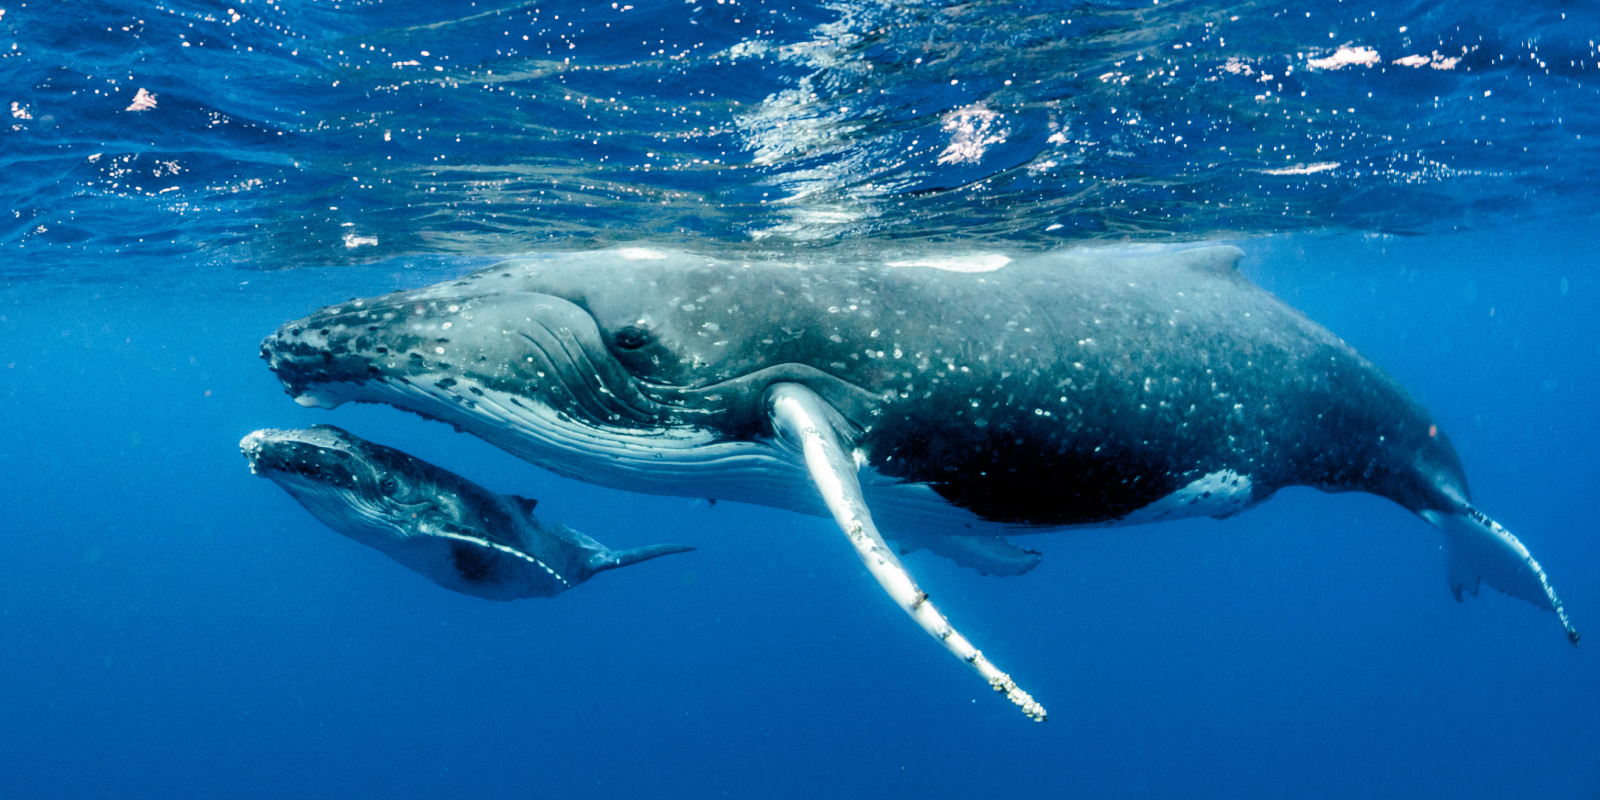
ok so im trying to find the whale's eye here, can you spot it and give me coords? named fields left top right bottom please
left=378, top=476, right=399, bottom=496
left=612, top=325, right=654, bottom=351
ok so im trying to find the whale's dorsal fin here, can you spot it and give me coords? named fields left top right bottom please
left=509, top=495, right=539, bottom=516
left=1175, top=245, right=1246, bottom=277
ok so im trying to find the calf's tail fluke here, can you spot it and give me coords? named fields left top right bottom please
left=592, top=543, right=697, bottom=572
left=1421, top=506, right=1579, bottom=646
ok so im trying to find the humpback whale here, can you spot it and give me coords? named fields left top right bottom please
left=260, top=245, right=1578, bottom=720
left=241, top=425, right=693, bottom=600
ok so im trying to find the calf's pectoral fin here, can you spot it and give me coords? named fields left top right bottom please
left=1422, top=507, right=1579, bottom=646
left=765, top=382, right=1047, bottom=722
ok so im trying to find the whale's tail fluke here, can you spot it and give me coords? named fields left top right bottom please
left=1421, top=507, right=1579, bottom=646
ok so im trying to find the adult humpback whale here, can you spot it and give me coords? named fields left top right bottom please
left=241, top=425, right=693, bottom=600
left=260, top=245, right=1578, bottom=720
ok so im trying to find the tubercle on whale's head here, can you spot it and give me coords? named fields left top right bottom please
left=259, top=250, right=891, bottom=460
left=259, top=273, right=737, bottom=464
left=244, top=427, right=417, bottom=543
left=241, top=425, right=398, bottom=496
left=260, top=253, right=812, bottom=433
left=240, top=424, right=483, bottom=536
left=258, top=294, right=416, bottom=405
left=240, top=426, right=406, bottom=539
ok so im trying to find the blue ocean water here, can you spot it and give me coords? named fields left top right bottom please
left=2, top=1, right=1597, bottom=797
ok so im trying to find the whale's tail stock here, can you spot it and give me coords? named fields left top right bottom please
left=1419, top=505, right=1579, bottom=646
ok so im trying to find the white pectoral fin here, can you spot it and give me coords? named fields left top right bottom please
left=765, top=382, right=1047, bottom=722
left=1423, top=507, right=1579, bottom=646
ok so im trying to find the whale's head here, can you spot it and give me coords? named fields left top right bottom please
left=240, top=424, right=505, bottom=547
left=259, top=248, right=880, bottom=492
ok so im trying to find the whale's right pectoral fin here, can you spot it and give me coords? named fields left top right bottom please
left=765, top=381, right=1047, bottom=722
left=1424, top=507, right=1579, bottom=645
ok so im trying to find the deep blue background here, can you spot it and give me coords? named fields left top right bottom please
left=3, top=0, right=1599, bottom=795
left=1, top=223, right=1595, bottom=798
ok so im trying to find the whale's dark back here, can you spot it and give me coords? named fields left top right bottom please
left=804, top=249, right=1474, bottom=525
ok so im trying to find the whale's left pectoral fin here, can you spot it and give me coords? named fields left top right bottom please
left=889, top=531, right=1044, bottom=577
left=765, top=382, right=1047, bottom=722
left=1424, top=507, right=1579, bottom=646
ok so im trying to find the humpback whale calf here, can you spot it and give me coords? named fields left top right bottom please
left=241, top=425, right=693, bottom=600
left=260, top=245, right=1578, bottom=720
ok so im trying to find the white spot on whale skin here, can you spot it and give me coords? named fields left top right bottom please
left=239, top=430, right=272, bottom=474
left=886, top=254, right=1011, bottom=273
left=1115, top=470, right=1255, bottom=526
left=293, top=392, right=345, bottom=409
left=616, top=247, right=668, bottom=260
